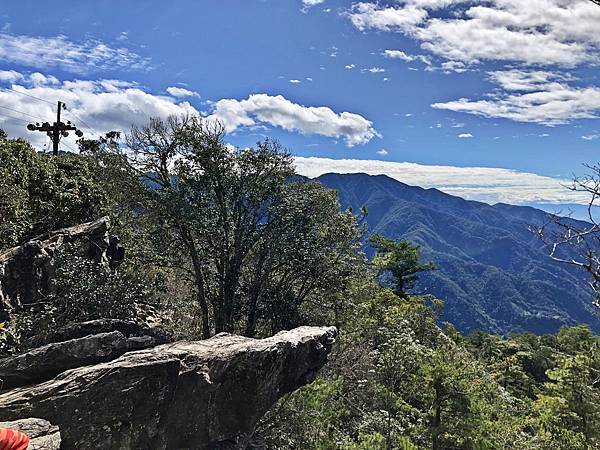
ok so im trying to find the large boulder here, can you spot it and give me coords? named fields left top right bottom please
left=1, top=319, right=171, bottom=390
left=0, top=418, right=61, bottom=450
left=0, top=325, right=337, bottom=449
left=0, top=217, right=124, bottom=322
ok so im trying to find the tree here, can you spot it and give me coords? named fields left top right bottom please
left=368, top=233, right=435, bottom=298
left=0, top=130, right=111, bottom=250
left=536, top=164, right=600, bottom=309
left=124, top=115, right=363, bottom=338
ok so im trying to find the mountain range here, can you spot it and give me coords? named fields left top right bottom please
left=316, top=173, right=600, bottom=335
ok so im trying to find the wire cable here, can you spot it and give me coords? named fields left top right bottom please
left=0, top=104, right=46, bottom=122
left=9, top=88, right=56, bottom=106
left=0, top=112, right=32, bottom=125
left=64, top=107, right=99, bottom=137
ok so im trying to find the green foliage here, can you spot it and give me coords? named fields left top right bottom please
left=262, top=278, right=600, bottom=449
left=0, top=132, right=109, bottom=249
left=368, top=233, right=435, bottom=298
left=12, top=243, right=157, bottom=351
left=125, top=116, right=363, bottom=338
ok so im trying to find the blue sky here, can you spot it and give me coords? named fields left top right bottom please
left=1, top=0, right=600, bottom=207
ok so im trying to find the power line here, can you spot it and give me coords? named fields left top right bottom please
left=0, top=104, right=46, bottom=122
left=0, top=112, right=31, bottom=125
left=7, top=87, right=100, bottom=140
left=64, top=107, right=99, bottom=137
left=9, top=88, right=55, bottom=105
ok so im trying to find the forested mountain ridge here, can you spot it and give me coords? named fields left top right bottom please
left=316, top=172, right=600, bottom=335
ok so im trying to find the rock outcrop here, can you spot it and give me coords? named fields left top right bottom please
left=0, top=325, right=337, bottom=449
left=0, top=319, right=171, bottom=390
left=0, top=217, right=124, bottom=321
left=0, top=418, right=61, bottom=450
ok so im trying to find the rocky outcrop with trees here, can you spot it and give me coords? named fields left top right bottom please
left=0, top=217, right=123, bottom=322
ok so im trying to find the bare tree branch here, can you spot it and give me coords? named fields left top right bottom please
left=535, top=164, right=600, bottom=309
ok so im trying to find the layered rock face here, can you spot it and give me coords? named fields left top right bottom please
left=0, top=324, right=337, bottom=449
left=0, top=216, right=124, bottom=321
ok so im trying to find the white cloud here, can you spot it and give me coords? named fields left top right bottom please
left=0, top=33, right=151, bottom=73
left=301, top=0, right=324, bottom=11
left=0, top=74, right=199, bottom=149
left=363, top=67, right=385, bottom=73
left=0, top=70, right=23, bottom=83
left=439, top=61, right=468, bottom=73
left=432, top=70, right=600, bottom=125
left=30, top=72, right=59, bottom=87
left=349, top=2, right=600, bottom=127
left=582, top=134, right=600, bottom=141
left=345, top=64, right=356, bottom=69
left=348, top=0, right=600, bottom=68
left=294, top=156, right=590, bottom=205
left=166, top=86, right=200, bottom=98
left=384, top=49, right=430, bottom=65
left=487, top=70, right=573, bottom=92
left=458, top=133, right=473, bottom=138
left=349, top=3, right=429, bottom=33
left=377, top=148, right=389, bottom=155
left=289, top=79, right=302, bottom=84
left=207, top=93, right=379, bottom=147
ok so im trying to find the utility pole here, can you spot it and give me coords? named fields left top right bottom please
left=26, top=101, right=83, bottom=156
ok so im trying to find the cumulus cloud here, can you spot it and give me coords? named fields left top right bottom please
left=348, top=0, right=600, bottom=68
left=294, top=156, right=590, bottom=205
left=0, top=33, right=151, bottom=73
left=458, top=133, right=473, bottom=138
left=0, top=70, right=23, bottom=83
left=207, top=93, right=379, bottom=146
left=384, top=49, right=430, bottom=65
left=432, top=69, right=600, bottom=125
left=349, top=2, right=429, bottom=33
left=303, top=0, right=325, bottom=5
left=30, top=72, right=59, bottom=87
left=166, top=86, right=200, bottom=98
left=0, top=72, right=198, bottom=149
left=377, top=148, right=389, bottom=155
left=348, top=1, right=600, bottom=126
left=487, top=70, right=573, bottom=92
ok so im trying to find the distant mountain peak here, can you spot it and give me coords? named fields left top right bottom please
left=316, top=172, right=598, bottom=335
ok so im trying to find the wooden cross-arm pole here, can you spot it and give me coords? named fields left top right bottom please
left=26, top=101, right=84, bottom=156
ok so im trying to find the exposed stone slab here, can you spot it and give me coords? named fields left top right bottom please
left=0, top=326, right=337, bottom=450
